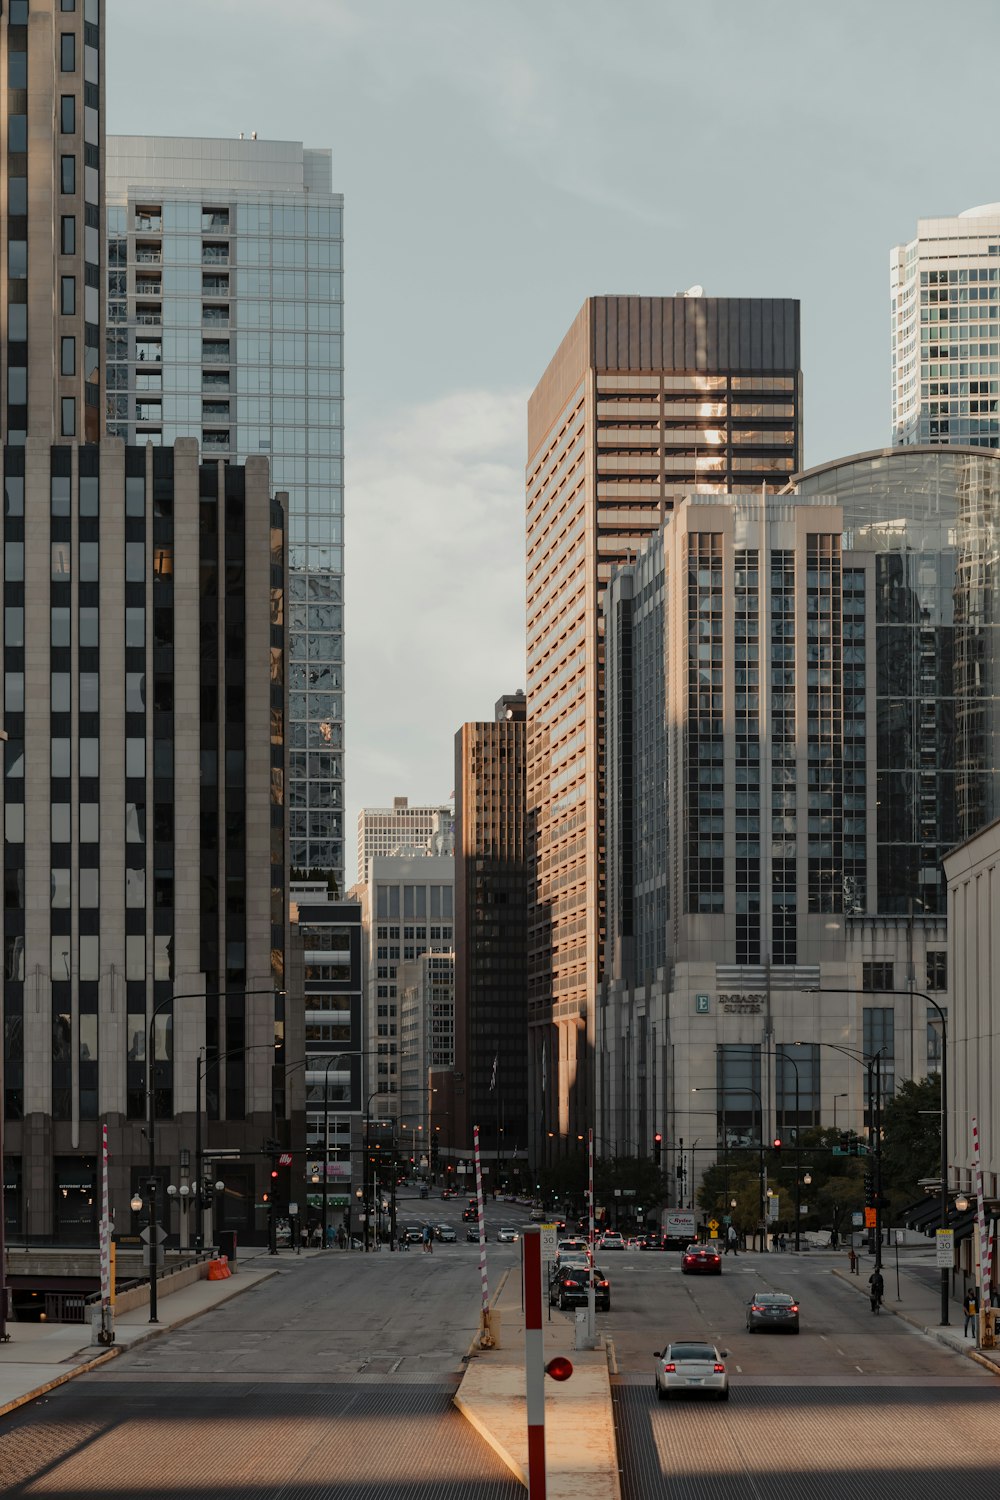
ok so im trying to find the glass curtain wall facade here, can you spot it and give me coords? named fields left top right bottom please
left=105, top=137, right=344, bottom=883
left=891, top=205, right=1000, bottom=449
left=791, top=446, right=1000, bottom=914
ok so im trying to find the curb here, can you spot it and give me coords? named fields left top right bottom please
left=452, top=1388, right=525, bottom=1488
left=830, top=1266, right=1000, bottom=1376
left=0, top=1267, right=278, bottom=1420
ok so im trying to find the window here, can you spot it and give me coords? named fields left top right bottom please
left=61, top=33, right=76, bottom=71
left=61, top=156, right=76, bottom=194
left=7, top=115, right=26, bottom=152
left=61, top=398, right=76, bottom=437
left=8, top=52, right=27, bottom=89
left=61, top=337, right=76, bottom=377
left=61, top=216, right=76, bottom=255
left=926, top=951, right=947, bottom=992
left=862, top=961, right=894, bottom=993
left=60, top=95, right=76, bottom=133
left=61, top=277, right=76, bottom=315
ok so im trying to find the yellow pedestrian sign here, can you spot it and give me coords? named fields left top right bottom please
left=707, top=1219, right=719, bottom=1231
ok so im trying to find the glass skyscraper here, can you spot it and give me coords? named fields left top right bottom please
left=105, top=137, right=345, bottom=883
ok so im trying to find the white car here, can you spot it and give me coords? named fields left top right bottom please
left=556, top=1238, right=589, bottom=1260
left=496, top=1226, right=520, bottom=1243
left=600, top=1231, right=626, bottom=1250
left=653, top=1341, right=730, bottom=1402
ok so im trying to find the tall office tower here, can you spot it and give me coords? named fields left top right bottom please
left=357, top=796, right=455, bottom=885
left=891, top=205, right=1000, bottom=448
left=399, top=950, right=455, bottom=1149
left=454, top=691, right=528, bottom=1164
left=2, top=441, right=292, bottom=1244
left=602, top=447, right=1000, bottom=1200
left=350, top=854, right=454, bottom=1124
left=289, top=896, right=364, bottom=1229
left=105, top=136, right=345, bottom=883
left=0, top=0, right=105, bottom=444
left=526, top=295, right=802, bottom=1156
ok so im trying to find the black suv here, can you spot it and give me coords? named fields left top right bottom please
left=548, top=1263, right=611, bottom=1312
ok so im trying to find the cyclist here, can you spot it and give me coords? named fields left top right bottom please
left=868, top=1268, right=884, bottom=1314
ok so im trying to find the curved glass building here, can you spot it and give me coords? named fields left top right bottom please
left=789, top=444, right=1000, bottom=914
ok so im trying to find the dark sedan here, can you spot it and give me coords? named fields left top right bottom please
left=681, top=1243, right=722, bottom=1275
left=746, top=1291, right=800, bottom=1332
left=548, top=1263, right=611, bottom=1312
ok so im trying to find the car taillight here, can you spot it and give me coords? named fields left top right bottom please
left=790, top=1305, right=799, bottom=1313
left=663, top=1362, right=675, bottom=1373
left=598, top=1280, right=608, bottom=1288
left=713, top=1364, right=725, bottom=1373
left=751, top=1304, right=764, bottom=1312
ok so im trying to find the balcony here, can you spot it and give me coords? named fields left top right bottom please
left=202, top=430, right=231, bottom=451
left=135, top=308, right=162, bottom=326
left=135, top=246, right=162, bottom=264
left=202, top=276, right=230, bottom=296
left=202, top=243, right=229, bottom=265
left=134, top=210, right=162, bottom=232
left=202, top=402, right=230, bottom=421
left=202, top=305, right=229, bottom=327
left=202, top=341, right=230, bottom=364
left=201, top=210, right=229, bottom=231
left=136, top=340, right=161, bottom=364
left=135, top=280, right=161, bottom=296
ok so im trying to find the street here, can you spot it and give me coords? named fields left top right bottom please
left=602, top=1245, right=1000, bottom=1498
left=3, top=1200, right=999, bottom=1499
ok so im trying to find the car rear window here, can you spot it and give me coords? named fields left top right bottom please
left=668, top=1344, right=716, bottom=1361
left=755, top=1293, right=794, bottom=1305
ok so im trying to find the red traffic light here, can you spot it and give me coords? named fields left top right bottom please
left=772, top=1137, right=782, bottom=1151
left=545, top=1356, right=574, bottom=1382
left=270, top=1169, right=279, bottom=1180
left=654, top=1132, right=662, bottom=1143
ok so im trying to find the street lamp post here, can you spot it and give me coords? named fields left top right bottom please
left=779, top=1050, right=803, bottom=1251
left=802, top=983, right=950, bottom=1327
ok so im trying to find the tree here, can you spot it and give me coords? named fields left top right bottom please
left=881, top=1074, right=941, bottom=1214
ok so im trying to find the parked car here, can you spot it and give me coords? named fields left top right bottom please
left=549, top=1263, right=611, bottom=1312
left=681, top=1243, right=722, bottom=1275
left=466, top=1224, right=488, bottom=1242
left=600, top=1231, right=626, bottom=1251
left=653, top=1341, right=729, bottom=1401
left=746, top=1291, right=800, bottom=1333
left=434, top=1224, right=457, bottom=1243
left=496, top=1226, right=520, bottom=1243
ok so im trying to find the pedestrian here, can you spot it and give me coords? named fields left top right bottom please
left=778, top=1233, right=786, bottom=1253
left=963, top=1288, right=978, bottom=1338
left=312, top=1222, right=323, bottom=1248
left=422, top=1223, right=433, bottom=1254
left=848, top=1246, right=858, bottom=1275
left=300, top=1223, right=309, bottom=1252
left=868, top=1268, right=884, bottom=1314
left=830, top=1227, right=839, bottom=1251
left=725, top=1224, right=738, bottom=1256
left=337, top=1225, right=346, bottom=1250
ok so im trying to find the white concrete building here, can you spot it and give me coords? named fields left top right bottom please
left=891, top=204, right=1000, bottom=449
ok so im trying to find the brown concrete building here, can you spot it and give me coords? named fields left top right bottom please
left=454, top=691, right=528, bottom=1171
left=526, top=294, right=802, bottom=1158
left=1, top=0, right=104, bottom=445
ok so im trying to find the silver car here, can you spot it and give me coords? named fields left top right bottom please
left=653, top=1340, right=730, bottom=1401
left=496, top=1226, right=520, bottom=1243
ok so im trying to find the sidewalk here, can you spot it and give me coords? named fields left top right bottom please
left=829, top=1246, right=1000, bottom=1374
left=0, top=1246, right=314, bottom=1418
left=455, top=1268, right=620, bottom=1500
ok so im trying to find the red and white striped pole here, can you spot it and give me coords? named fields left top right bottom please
left=524, top=1226, right=546, bottom=1499
left=973, top=1117, right=992, bottom=1308
left=473, top=1125, right=493, bottom=1345
left=100, top=1123, right=111, bottom=1312
left=587, top=1127, right=596, bottom=1336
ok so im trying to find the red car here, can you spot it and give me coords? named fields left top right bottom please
left=681, top=1243, right=722, bottom=1275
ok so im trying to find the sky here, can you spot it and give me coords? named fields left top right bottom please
left=107, top=0, right=1000, bottom=887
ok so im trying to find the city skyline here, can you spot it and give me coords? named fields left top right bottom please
left=107, top=0, right=1000, bottom=885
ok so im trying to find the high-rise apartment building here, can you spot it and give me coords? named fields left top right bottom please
left=454, top=692, right=528, bottom=1161
left=2, top=441, right=293, bottom=1243
left=105, top=136, right=345, bottom=883
left=357, top=796, right=454, bottom=885
left=526, top=295, right=802, bottom=1156
left=891, top=205, right=1000, bottom=448
left=0, top=0, right=104, bottom=445
left=399, top=950, right=455, bottom=1150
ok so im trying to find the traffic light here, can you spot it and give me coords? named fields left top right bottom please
left=772, top=1137, right=782, bottom=1157
left=836, top=1131, right=850, bottom=1155
left=653, top=1133, right=663, bottom=1166
left=863, top=1171, right=874, bottom=1206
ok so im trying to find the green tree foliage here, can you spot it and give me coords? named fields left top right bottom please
left=537, top=1152, right=667, bottom=1219
left=880, top=1074, right=941, bottom=1215
left=696, top=1127, right=867, bottom=1237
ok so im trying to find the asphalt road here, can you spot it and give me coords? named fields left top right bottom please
left=599, top=1246, right=1000, bottom=1499
left=0, top=1191, right=531, bottom=1500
